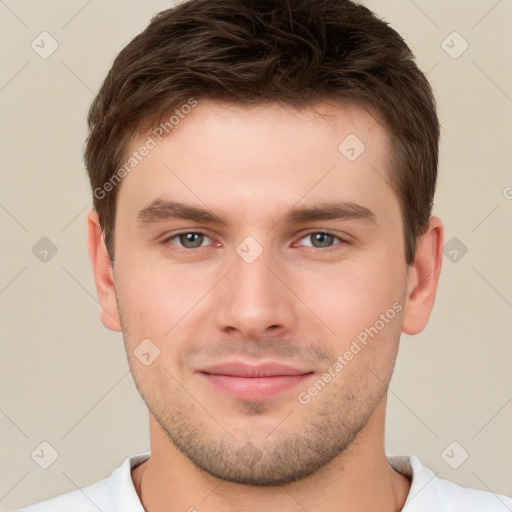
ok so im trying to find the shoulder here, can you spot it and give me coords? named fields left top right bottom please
left=390, top=454, right=512, bottom=512
left=10, top=453, right=150, bottom=512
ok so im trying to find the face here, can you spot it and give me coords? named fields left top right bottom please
left=102, top=100, right=413, bottom=485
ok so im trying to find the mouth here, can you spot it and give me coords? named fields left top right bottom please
left=197, top=361, right=315, bottom=401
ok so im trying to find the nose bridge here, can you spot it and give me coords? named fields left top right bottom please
left=214, top=237, right=296, bottom=336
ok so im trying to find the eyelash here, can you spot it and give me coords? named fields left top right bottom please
left=162, top=230, right=349, bottom=254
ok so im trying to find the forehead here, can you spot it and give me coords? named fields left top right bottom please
left=116, top=99, right=398, bottom=229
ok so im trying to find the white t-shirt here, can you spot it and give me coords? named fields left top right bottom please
left=11, top=452, right=512, bottom=512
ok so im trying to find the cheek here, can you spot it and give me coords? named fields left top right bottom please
left=116, top=264, right=196, bottom=395
left=115, top=258, right=217, bottom=340
left=300, top=256, right=402, bottom=338
left=307, top=261, right=404, bottom=392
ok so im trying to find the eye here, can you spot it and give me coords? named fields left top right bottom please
left=164, top=231, right=214, bottom=251
left=161, top=230, right=348, bottom=253
left=297, top=231, right=348, bottom=249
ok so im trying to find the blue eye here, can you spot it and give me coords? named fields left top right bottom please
left=165, top=231, right=212, bottom=251
left=162, top=230, right=348, bottom=254
left=298, top=231, right=347, bottom=249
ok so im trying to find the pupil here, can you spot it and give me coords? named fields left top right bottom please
left=314, top=233, right=332, bottom=247
left=182, top=233, right=202, bottom=248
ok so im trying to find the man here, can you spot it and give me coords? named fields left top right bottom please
left=14, top=0, right=512, bottom=511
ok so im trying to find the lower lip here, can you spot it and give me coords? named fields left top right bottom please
left=199, top=373, right=314, bottom=401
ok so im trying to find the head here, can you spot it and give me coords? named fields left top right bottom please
left=86, top=0, right=443, bottom=486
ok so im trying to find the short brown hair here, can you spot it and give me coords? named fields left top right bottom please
left=84, top=0, right=439, bottom=265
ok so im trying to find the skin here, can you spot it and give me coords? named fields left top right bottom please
left=87, top=99, right=443, bottom=512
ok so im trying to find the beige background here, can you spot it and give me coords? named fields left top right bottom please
left=1, top=0, right=511, bottom=510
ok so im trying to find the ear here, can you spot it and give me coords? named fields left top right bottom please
left=401, top=216, right=444, bottom=335
left=86, top=210, right=122, bottom=332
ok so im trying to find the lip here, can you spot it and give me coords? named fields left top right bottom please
left=197, top=361, right=314, bottom=401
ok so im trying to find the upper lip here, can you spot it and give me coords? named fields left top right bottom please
left=198, top=361, right=313, bottom=378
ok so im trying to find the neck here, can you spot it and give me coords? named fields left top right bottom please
left=132, top=402, right=411, bottom=512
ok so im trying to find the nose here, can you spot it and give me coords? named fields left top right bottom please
left=214, top=242, right=297, bottom=340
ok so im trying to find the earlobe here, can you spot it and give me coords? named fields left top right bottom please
left=86, top=210, right=122, bottom=332
left=401, top=216, right=444, bottom=336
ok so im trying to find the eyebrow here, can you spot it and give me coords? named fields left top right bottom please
left=136, top=199, right=377, bottom=227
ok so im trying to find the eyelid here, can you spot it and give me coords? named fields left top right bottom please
left=162, top=229, right=216, bottom=248
left=294, top=230, right=351, bottom=248
left=162, top=228, right=350, bottom=252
